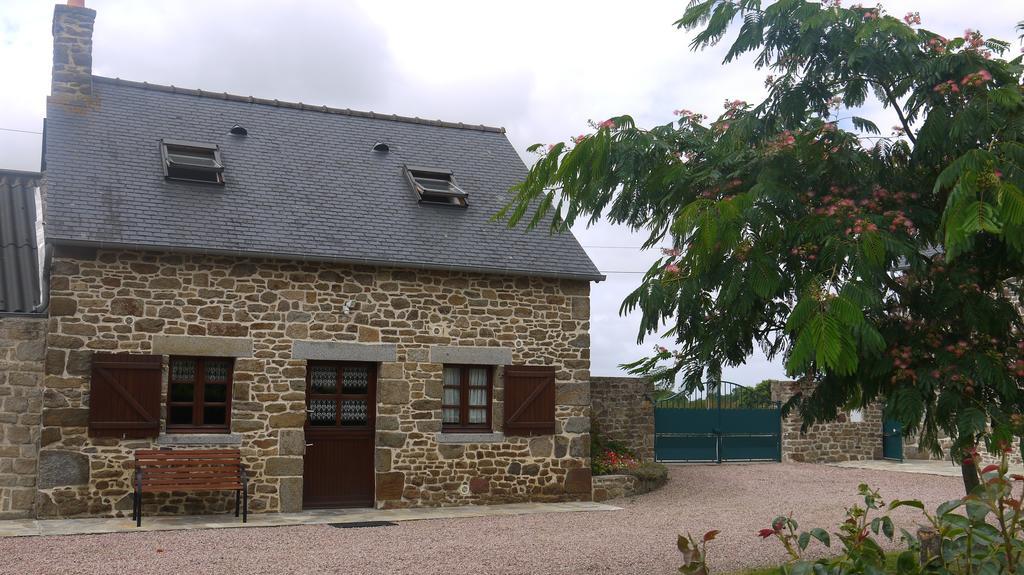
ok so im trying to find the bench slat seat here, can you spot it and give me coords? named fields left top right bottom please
left=132, top=448, right=248, bottom=527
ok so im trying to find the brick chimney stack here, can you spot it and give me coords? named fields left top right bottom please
left=51, top=0, right=96, bottom=102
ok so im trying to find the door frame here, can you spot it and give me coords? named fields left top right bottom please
left=302, top=360, right=378, bottom=509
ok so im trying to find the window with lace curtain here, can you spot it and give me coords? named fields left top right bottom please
left=441, top=365, right=492, bottom=432
left=166, top=356, right=233, bottom=433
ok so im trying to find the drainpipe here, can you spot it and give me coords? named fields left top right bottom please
left=31, top=243, right=52, bottom=314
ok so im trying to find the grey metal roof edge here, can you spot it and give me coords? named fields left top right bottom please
left=0, top=169, right=41, bottom=179
left=47, top=238, right=607, bottom=282
left=0, top=311, right=47, bottom=319
left=0, top=172, right=41, bottom=312
left=92, top=76, right=507, bottom=134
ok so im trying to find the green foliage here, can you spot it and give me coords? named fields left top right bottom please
left=694, top=453, right=1024, bottom=573
left=499, top=0, right=1024, bottom=464
left=626, top=461, right=669, bottom=484
left=679, top=529, right=718, bottom=575
left=590, top=425, right=640, bottom=476
left=719, top=453, right=1024, bottom=574
left=730, top=380, right=774, bottom=408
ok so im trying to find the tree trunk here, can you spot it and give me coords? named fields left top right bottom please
left=961, top=459, right=980, bottom=494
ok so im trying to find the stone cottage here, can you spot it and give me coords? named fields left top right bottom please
left=1, top=1, right=605, bottom=518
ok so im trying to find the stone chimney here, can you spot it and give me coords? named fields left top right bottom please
left=51, top=0, right=96, bottom=102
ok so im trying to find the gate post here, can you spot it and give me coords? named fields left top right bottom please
left=715, top=382, right=722, bottom=464
left=776, top=401, right=783, bottom=462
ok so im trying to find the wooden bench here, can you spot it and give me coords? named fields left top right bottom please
left=132, top=449, right=248, bottom=527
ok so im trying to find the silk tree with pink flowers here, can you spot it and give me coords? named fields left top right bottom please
left=499, top=1, right=1024, bottom=492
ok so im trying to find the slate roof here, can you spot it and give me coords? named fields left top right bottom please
left=0, top=170, right=41, bottom=313
left=43, top=77, right=603, bottom=281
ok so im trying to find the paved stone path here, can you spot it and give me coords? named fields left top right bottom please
left=0, top=463, right=964, bottom=574
left=830, top=458, right=1024, bottom=477
left=0, top=501, right=616, bottom=538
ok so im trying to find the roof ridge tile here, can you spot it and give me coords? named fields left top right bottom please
left=93, top=76, right=506, bottom=134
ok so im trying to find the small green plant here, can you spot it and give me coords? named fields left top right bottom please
left=758, top=484, right=907, bottom=574
left=679, top=530, right=719, bottom=575
left=680, top=452, right=1024, bottom=574
left=627, top=461, right=669, bottom=484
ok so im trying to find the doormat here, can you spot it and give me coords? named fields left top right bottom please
left=328, top=521, right=398, bottom=529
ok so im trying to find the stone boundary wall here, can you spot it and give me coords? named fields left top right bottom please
left=591, top=474, right=637, bottom=502
left=590, top=376, right=654, bottom=461
left=771, top=380, right=882, bottom=463
left=592, top=471, right=667, bottom=502
left=0, top=316, right=46, bottom=519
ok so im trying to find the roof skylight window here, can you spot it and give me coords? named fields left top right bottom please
left=161, top=139, right=224, bottom=184
left=404, top=166, right=467, bottom=207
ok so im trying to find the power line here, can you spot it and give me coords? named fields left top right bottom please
left=0, top=127, right=42, bottom=135
left=581, top=244, right=657, bottom=249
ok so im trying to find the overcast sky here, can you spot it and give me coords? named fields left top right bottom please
left=1, top=1, right=1020, bottom=384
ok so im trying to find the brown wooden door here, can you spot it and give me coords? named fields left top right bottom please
left=303, top=361, right=376, bottom=508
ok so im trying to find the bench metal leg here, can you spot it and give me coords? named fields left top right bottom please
left=235, top=490, right=240, bottom=518
left=135, top=489, right=142, bottom=528
left=242, top=485, right=248, bottom=523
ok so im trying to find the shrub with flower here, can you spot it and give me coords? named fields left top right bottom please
left=589, top=425, right=638, bottom=474
left=592, top=448, right=640, bottom=476
left=680, top=451, right=1024, bottom=574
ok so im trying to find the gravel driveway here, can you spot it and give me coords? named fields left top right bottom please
left=0, top=463, right=963, bottom=575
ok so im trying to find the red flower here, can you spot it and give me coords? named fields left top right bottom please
left=982, top=464, right=1000, bottom=474
left=758, top=528, right=776, bottom=539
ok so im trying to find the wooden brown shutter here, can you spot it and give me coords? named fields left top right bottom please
left=503, top=366, right=556, bottom=436
left=88, top=353, right=163, bottom=438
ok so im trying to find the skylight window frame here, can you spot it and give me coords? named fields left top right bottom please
left=160, top=139, right=225, bottom=185
left=404, top=165, right=468, bottom=207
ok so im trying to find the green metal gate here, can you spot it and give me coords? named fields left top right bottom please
left=654, top=381, right=782, bottom=463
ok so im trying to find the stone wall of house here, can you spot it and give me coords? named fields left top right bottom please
left=590, top=376, right=654, bottom=462
left=0, top=316, right=46, bottom=519
left=38, top=248, right=592, bottom=518
left=771, top=380, right=882, bottom=463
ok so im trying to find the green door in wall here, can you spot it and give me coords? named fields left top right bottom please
left=654, top=381, right=781, bottom=463
left=882, top=414, right=904, bottom=461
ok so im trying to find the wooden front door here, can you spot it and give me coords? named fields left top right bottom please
left=303, top=361, right=376, bottom=508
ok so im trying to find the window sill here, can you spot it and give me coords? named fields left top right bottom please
left=155, top=433, right=243, bottom=446
left=435, top=432, right=505, bottom=444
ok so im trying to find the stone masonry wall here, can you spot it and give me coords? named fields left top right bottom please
left=590, top=376, right=654, bottom=461
left=771, top=380, right=882, bottom=463
left=0, top=316, right=46, bottom=519
left=40, top=248, right=591, bottom=517
left=591, top=474, right=637, bottom=502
